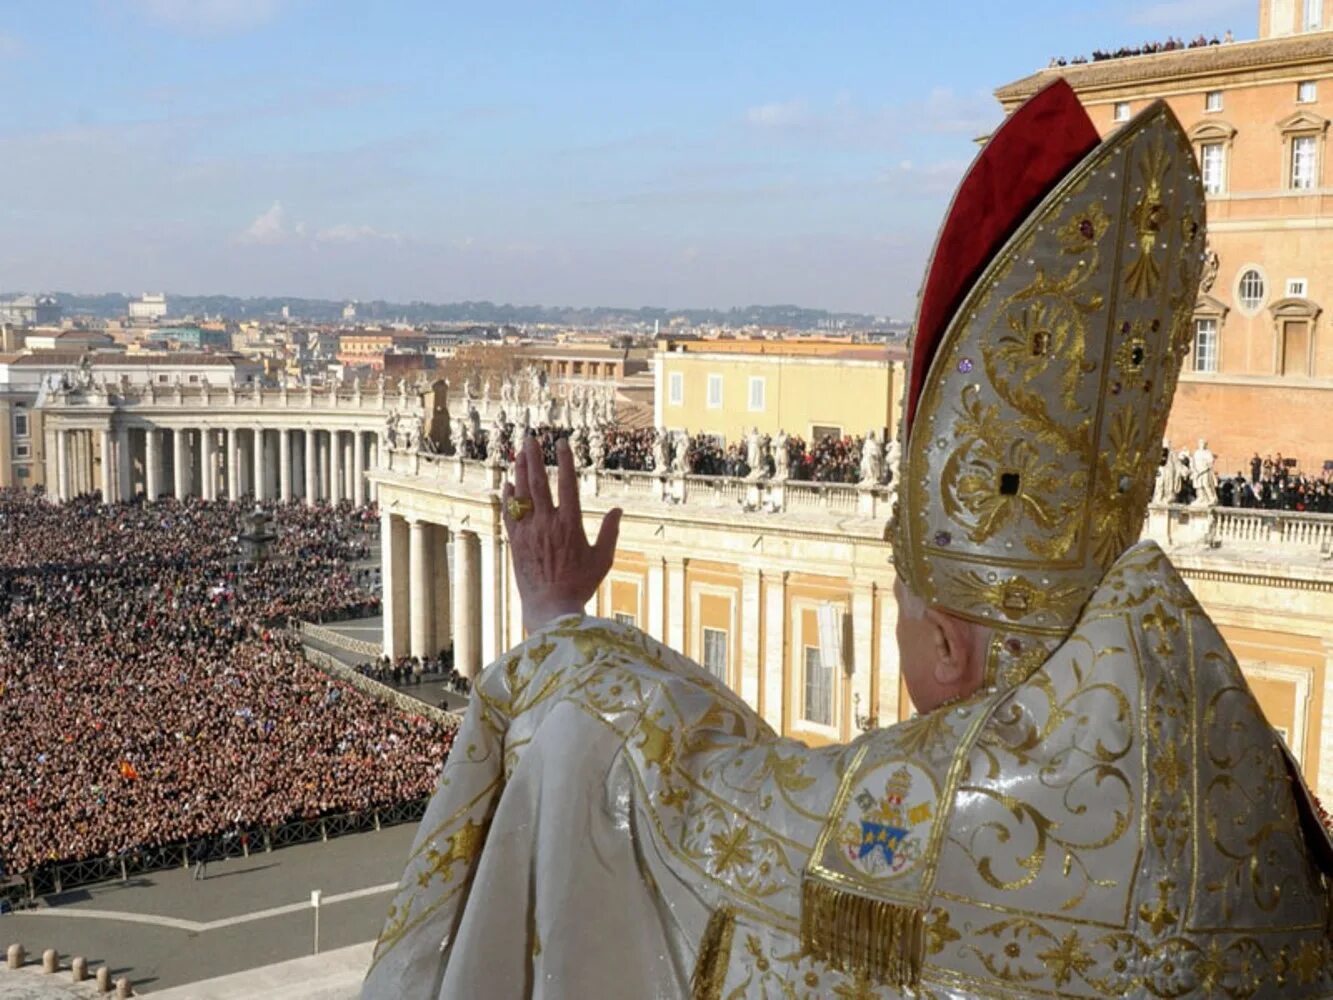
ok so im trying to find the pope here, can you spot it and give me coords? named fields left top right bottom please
left=363, top=81, right=1333, bottom=999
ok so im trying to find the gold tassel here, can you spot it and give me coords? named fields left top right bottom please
left=801, top=878, right=925, bottom=991
left=690, top=905, right=736, bottom=1000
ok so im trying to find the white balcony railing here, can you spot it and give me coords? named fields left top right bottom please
left=379, top=450, right=894, bottom=520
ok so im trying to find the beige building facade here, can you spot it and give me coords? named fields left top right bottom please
left=997, top=4, right=1333, bottom=475
left=370, top=450, right=1333, bottom=805
left=652, top=339, right=904, bottom=444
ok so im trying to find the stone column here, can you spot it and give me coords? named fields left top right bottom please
left=432, top=524, right=451, bottom=652
left=304, top=429, right=318, bottom=506
left=740, top=568, right=762, bottom=710
left=666, top=556, right=686, bottom=652
left=408, top=518, right=434, bottom=658
left=761, top=571, right=788, bottom=732
left=202, top=429, right=217, bottom=501
left=329, top=430, right=343, bottom=504
left=279, top=429, right=292, bottom=503
left=227, top=428, right=240, bottom=502
left=100, top=427, right=114, bottom=502
left=252, top=427, right=267, bottom=502
left=55, top=429, right=70, bottom=502
left=318, top=432, right=329, bottom=501
left=368, top=440, right=379, bottom=502
left=453, top=529, right=482, bottom=678
left=504, top=537, right=523, bottom=648
left=145, top=428, right=162, bottom=501
left=352, top=431, right=366, bottom=506
left=116, top=427, right=131, bottom=503
left=380, top=511, right=410, bottom=659
left=173, top=428, right=189, bottom=500
left=478, top=531, right=503, bottom=665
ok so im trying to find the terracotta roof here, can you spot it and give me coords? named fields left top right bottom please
left=662, top=339, right=903, bottom=362
left=996, top=33, right=1333, bottom=103
left=12, top=351, right=249, bottom=367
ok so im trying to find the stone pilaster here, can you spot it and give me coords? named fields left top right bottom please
left=666, top=556, right=686, bottom=652
left=647, top=556, right=666, bottom=641
left=740, top=568, right=762, bottom=709
left=761, top=571, right=788, bottom=732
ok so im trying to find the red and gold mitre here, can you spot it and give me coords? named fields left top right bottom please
left=892, top=81, right=1207, bottom=687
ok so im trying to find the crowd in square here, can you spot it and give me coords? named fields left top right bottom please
left=0, top=492, right=455, bottom=878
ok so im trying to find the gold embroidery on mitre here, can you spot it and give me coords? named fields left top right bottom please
left=893, top=101, right=1206, bottom=669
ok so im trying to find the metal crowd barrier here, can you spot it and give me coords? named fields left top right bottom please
left=13, top=797, right=428, bottom=902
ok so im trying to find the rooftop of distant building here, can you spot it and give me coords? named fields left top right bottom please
left=997, top=30, right=1333, bottom=103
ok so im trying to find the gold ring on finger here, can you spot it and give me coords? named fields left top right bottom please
left=507, top=496, right=535, bottom=523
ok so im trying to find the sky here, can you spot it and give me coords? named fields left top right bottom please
left=0, top=0, right=1256, bottom=316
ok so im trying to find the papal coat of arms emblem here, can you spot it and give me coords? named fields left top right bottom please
left=838, top=762, right=937, bottom=879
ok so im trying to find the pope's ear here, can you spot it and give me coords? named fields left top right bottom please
left=924, top=606, right=975, bottom=686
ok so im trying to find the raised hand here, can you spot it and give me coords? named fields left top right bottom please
left=502, top=433, right=622, bottom=633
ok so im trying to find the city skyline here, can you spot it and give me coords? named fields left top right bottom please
left=2, top=0, right=1251, bottom=314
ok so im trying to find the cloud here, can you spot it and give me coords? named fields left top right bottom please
left=315, top=223, right=402, bottom=245
left=879, top=158, right=971, bottom=197
left=238, top=201, right=293, bottom=244
left=746, top=100, right=810, bottom=129
left=741, top=90, right=999, bottom=146
left=128, top=0, right=291, bottom=35
left=1126, top=0, right=1251, bottom=27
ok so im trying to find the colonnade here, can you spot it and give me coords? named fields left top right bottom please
left=380, top=511, right=490, bottom=677
left=49, top=425, right=380, bottom=506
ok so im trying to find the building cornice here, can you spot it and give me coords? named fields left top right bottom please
left=996, top=34, right=1333, bottom=105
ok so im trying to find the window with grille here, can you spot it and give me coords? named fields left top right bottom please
left=14, top=443, right=30, bottom=459
left=706, top=374, right=723, bottom=409
left=1291, top=135, right=1318, bottom=189
left=1298, top=80, right=1318, bottom=103
left=1200, top=143, right=1225, bottom=194
left=748, top=376, right=765, bottom=412
left=13, top=411, right=28, bottom=439
left=1205, top=91, right=1223, bottom=112
left=802, top=645, right=833, bottom=726
left=614, top=611, right=636, bottom=628
left=1287, top=277, right=1309, bottom=297
left=1238, top=269, right=1267, bottom=312
left=668, top=372, right=683, bottom=406
left=702, top=627, right=728, bottom=682
left=1192, top=319, right=1218, bottom=373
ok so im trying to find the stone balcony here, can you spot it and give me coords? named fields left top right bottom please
left=376, top=448, right=896, bottom=527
